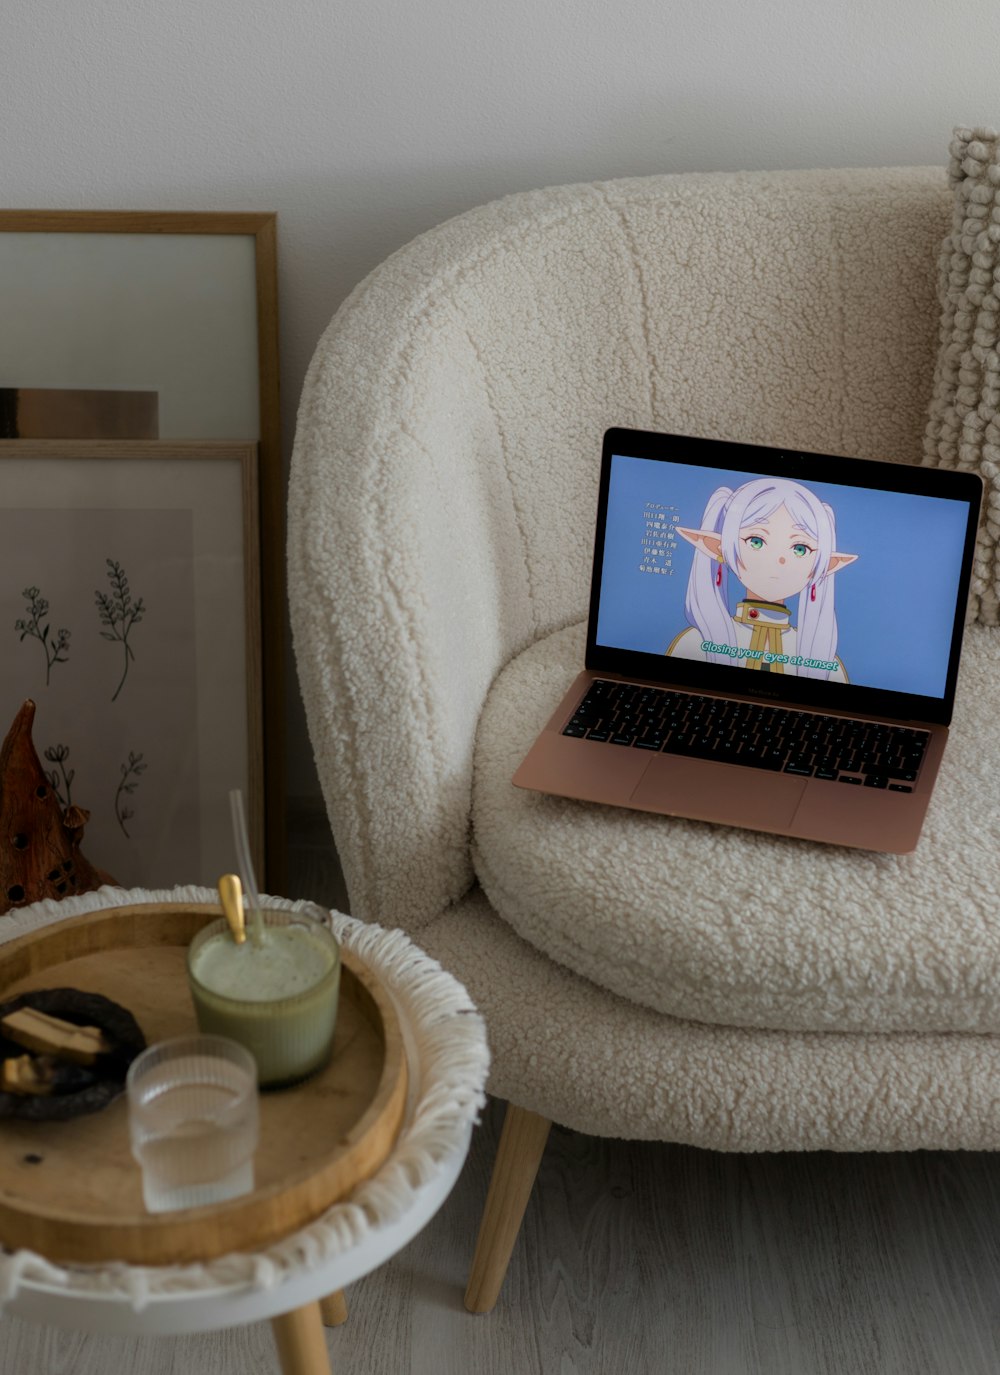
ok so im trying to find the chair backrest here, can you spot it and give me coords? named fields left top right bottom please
left=289, top=166, right=950, bottom=929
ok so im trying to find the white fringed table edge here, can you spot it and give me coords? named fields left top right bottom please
left=0, top=885, right=490, bottom=1312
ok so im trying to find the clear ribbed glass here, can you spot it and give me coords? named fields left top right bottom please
left=126, top=1034, right=259, bottom=1212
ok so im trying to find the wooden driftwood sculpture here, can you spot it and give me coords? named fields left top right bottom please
left=0, top=700, right=115, bottom=915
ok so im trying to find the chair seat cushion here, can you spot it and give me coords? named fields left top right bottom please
left=471, top=622, right=1000, bottom=1034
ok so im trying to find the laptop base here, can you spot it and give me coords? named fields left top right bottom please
left=513, top=671, right=945, bottom=854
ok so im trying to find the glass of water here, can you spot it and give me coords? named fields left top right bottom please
left=127, top=1034, right=259, bottom=1213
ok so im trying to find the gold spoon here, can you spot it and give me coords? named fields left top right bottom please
left=218, top=872, right=247, bottom=945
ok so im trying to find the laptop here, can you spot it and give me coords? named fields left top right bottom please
left=513, top=428, right=984, bottom=852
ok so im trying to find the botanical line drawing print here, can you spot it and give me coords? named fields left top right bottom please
left=95, top=559, right=145, bottom=702
left=14, top=586, right=71, bottom=685
left=115, top=750, right=147, bottom=839
left=43, top=743, right=75, bottom=809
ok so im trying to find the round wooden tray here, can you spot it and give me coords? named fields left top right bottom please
left=0, top=903, right=408, bottom=1266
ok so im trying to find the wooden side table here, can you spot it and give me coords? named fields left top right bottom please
left=0, top=887, right=489, bottom=1375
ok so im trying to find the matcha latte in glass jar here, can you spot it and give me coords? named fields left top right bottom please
left=187, top=905, right=341, bottom=1088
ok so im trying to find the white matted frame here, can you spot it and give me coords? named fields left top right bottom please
left=0, top=211, right=283, bottom=885
left=0, top=441, right=263, bottom=890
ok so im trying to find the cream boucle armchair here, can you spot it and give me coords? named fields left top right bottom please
left=289, top=160, right=1000, bottom=1312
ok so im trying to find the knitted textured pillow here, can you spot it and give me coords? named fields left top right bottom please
left=924, top=126, right=1000, bottom=624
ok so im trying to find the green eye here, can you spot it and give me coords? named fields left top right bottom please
left=746, top=536, right=764, bottom=551
left=791, top=543, right=811, bottom=558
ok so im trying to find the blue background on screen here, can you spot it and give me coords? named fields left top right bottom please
left=594, top=453, right=971, bottom=698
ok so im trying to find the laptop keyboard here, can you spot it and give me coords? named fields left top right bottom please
left=561, top=680, right=928, bottom=791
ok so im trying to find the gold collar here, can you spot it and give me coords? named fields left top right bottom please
left=733, top=599, right=792, bottom=628
left=732, top=600, right=792, bottom=672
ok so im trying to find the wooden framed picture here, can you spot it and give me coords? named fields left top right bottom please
left=0, top=440, right=263, bottom=890
left=0, top=211, right=283, bottom=885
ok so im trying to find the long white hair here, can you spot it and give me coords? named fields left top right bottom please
left=684, top=478, right=839, bottom=680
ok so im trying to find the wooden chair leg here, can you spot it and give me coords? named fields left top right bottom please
left=464, top=1102, right=552, bottom=1314
left=271, top=1301, right=332, bottom=1375
left=319, top=1289, right=348, bottom=1326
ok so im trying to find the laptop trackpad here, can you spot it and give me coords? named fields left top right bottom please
left=629, top=756, right=803, bottom=831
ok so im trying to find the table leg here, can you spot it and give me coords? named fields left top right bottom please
left=271, top=1301, right=332, bottom=1375
left=320, top=1289, right=348, bottom=1326
left=464, top=1103, right=552, bottom=1313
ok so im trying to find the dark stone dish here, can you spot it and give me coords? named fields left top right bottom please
left=0, top=988, right=146, bottom=1121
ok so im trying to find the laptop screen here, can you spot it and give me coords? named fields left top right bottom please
left=588, top=431, right=983, bottom=723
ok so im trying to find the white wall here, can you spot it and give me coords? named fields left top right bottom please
left=6, top=0, right=1000, bottom=797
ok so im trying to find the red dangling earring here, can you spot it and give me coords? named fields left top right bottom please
left=716, top=560, right=723, bottom=587
left=810, top=582, right=817, bottom=602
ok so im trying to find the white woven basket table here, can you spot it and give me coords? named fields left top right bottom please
left=0, top=886, right=489, bottom=1370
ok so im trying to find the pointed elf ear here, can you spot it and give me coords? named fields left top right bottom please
left=677, top=527, right=723, bottom=561
left=825, top=552, right=858, bottom=576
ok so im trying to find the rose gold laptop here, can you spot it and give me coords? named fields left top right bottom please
left=513, top=429, right=983, bottom=852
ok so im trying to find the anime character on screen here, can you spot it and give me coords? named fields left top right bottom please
left=665, top=477, right=857, bottom=681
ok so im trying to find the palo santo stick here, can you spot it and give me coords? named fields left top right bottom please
left=1, top=1054, right=55, bottom=1096
left=1, top=1008, right=111, bottom=1064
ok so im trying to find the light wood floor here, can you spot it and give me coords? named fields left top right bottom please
left=4, top=813, right=1000, bottom=1373
left=5, top=1101, right=1000, bottom=1374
